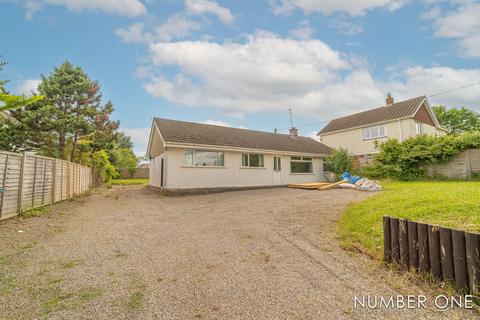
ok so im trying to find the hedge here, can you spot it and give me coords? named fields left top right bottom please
left=360, top=132, right=480, bottom=180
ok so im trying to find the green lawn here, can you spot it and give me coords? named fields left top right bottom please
left=338, top=181, right=480, bottom=259
left=111, top=179, right=149, bottom=186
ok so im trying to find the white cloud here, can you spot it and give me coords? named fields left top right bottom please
left=24, top=1, right=43, bottom=19
left=23, top=0, right=147, bottom=17
left=115, top=22, right=150, bottom=43
left=134, top=66, right=152, bottom=79
left=289, top=20, right=314, bottom=40
left=154, top=14, right=202, bottom=41
left=389, top=66, right=480, bottom=109
left=329, top=15, right=363, bottom=36
left=142, top=31, right=385, bottom=119
left=424, top=2, right=480, bottom=57
left=140, top=31, right=480, bottom=120
left=16, top=79, right=40, bottom=95
left=307, top=130, right=320, bottom=141
left=270, top=0, right=409, bottom=16
left=120, top=127, right=150, bottom=154
left=202, top=120, right=232, bottom=126
left=116, top=15, right=202, bottom=44
left=186, top=0, right=235, bottom=24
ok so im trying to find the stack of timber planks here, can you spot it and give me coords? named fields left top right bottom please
left=287, top=181, right=345, bottom=190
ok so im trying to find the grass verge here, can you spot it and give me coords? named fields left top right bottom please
left=338, top=181, right=480, bottom=259
left=112, top=179, right=148, bottom=186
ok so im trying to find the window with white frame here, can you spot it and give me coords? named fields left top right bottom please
left=184, top=150, right=224, bottom=166
left=290, top=156, right=313, bottom=173
left=273, top=156, right=281, bottom=172
left=415, top=122, right=424, bottom=135
left=242, top=153, right=264, bottom=167
left=363, top=124, right=386, bottom=140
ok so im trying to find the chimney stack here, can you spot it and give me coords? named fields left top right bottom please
left=289, top=127, right=298, bottom=139
left=386, top=93, right=394, bottom=105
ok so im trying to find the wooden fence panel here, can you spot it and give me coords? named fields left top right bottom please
left=384, top=216, right=480, bottom=296
left=469, top=149, right=480, bottom=173
left=425, top=148, right=480, bottom=179
left=21, top=156, right=36, bottom=211
left=0, top=150, right=92, bottom=220
left=118, top=167, right=149, bottom=179
left=0, top=153, right=23, bottom=219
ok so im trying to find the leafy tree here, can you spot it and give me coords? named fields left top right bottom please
left=0, top=59, right=43, bottom=152
left=0, top=121, right=31, bottom=152
left=92, top=150, right=118, bottom=185
left=33, top=61, right=100, bottom=161
left=326, top=148, right=353, bottom=178
left=0, top=60, right=43, bottom=112
left=1, top=60, right=138, bottom=186
left=110, top=147, right=138, bottom=176
left=432, top=105, right=480, bottom=134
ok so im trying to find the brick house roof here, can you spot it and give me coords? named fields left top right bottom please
left=319, top=96, right=429, bottom=135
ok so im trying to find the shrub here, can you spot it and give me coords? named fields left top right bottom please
left=371, top=132, right=480, bottom=180
left=92, top=150, right=118, bottom=184
left=326, top=148, right=353, bottom=178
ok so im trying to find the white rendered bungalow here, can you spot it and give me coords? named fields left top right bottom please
left=146, top=118, right=332, bottom=191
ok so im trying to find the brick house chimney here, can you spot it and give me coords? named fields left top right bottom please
left=289, top=127, right=298, bottom=139
left=386, top=93, right=394, bottom=105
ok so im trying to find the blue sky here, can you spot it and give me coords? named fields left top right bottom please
left=2, top=0, right=480, bottom=154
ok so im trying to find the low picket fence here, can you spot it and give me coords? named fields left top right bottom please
left=383, top=216, right=480, bottom=296
left=0, top=150, right=93, bottom=220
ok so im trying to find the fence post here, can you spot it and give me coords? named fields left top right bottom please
left=428, top=225, right=442, bottom=280
left=0, top=154, right=9, bottom=219
left=439, top=227, right=454, bottom=283
left=383, top=216, right=391, bottom=263
left=31, top=157, right=37, bottom=208
left=465, top=149, right=471, bottom=177
left=390, top=218, right=400, bottom=263
left=17, top=153, right=27, bottom=214
left=465, top=232, right=480, bottom=300
left=41, top=159, right=47, bottom=205
left=67, top=162, right=71, bottom=198
left=408, top=220, right=419, bottom=270
left=61, top=162, right=64, bottom=200
left=418, top=223, right=430, bottom=273
left=452, top=229, right=469, bottom=292
left=52, top=159, right=57, bottom=204
left=399, top=219, right=409, bottom=268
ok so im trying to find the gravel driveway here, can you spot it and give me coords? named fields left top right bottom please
left=0, top=186, right=477, bottom=319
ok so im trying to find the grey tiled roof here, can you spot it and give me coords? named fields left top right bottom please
left=154, top=118, right=331, bottom=155
left=319, top=96, right=426, bottom=135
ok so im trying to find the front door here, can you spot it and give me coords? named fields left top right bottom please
left=273, top=156, right=282, bottom=185
left=160, top=158, right=164, bottom=187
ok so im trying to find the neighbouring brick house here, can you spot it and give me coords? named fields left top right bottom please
left=318, top=95, right=446, bottom=167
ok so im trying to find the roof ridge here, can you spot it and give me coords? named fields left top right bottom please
left=318, top=95, right=428, bottom=135
left=326, top=95, right=426, bottom=122
left=153, top=117, right=316, bottom=140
